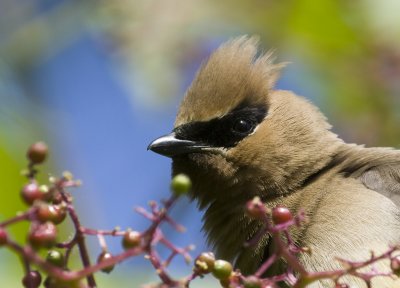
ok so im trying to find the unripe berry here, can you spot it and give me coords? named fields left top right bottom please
left=43, top=277, right=79, bottom=288
left=46, top=250, right=64, bottom=267
left=28, top=222, right=57, bottom=249
left=272, top=206, right=293, bottom=225
left=219, top=278, right=230, bottom=288
left=171, top=174, right=192, bottom=196
left=97, top=251, right=114, bottom=273
left=37, top=204, right=67, bottom=225
left=244, top=276, right=262, bottom=288
left=122, top=230, right=141, bottom=250
left=0, top=228, right=8, bottom=246
left=194, top=252, right=215, bottom=274
left=21, top=182, right=43, bottom=205
left=22, top=270, right=42, bottom=288
left=212, top=259, right=233, bottom=280
left=27, top=142, right=48, bottom=164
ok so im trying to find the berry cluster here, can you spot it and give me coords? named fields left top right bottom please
left=0, top=143, right=400, bottom=288
left=0, top=143, right=196, bottom=288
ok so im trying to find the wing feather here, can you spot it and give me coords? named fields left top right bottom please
left=334, top=145, right=400, bottom=206
left=359, top=165, right=400, bottom=206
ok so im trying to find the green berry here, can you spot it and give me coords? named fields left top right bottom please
left=194, top=252, right=215, bottom=274
left=212, top=259, right=232, bottom=280
left=219, top=278, right=230, bottom=288
left=171, top=174, right=192, bottom=196
left=46, top=250, right=64, bottom=267
left=244, top=276, right=262, bottom=288
left=43, top=277, right=80, bottom=288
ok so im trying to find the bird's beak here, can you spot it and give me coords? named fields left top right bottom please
left=147, top=132, right=209, bottom=158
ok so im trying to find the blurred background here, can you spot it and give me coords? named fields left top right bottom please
left=0, top=0, right=399, bottom=287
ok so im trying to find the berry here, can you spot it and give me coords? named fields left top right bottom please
left=219, top=278, right=230, bottom=288
left=212, top=259, right=233, bottom=280
left=0, top=228, right=8, bottom=246
left=27, top=142, right=48, bottom=164
left=244, top=276, right=262, bottom=288
left=391, top=256, right=400, bottom=276
left=194, top=252, right=215, bottom=274
left=122, top=230, right=141, bottom=250
left=171, top=174, right=192, bottom=196
left=22, top=270, right=42, bottom=288
left=37, top=204, right=67, bottom=224
left=43, top=277, right=74, bottom=288
left=46, top=250, right=64, bottom=267
left=271, top=206, right=293, bottom=225
left=28, top=222, right=57, bottom=249
left=21, top=182, right=43, bottom=205
left=97, top=251, right=114, bottom=273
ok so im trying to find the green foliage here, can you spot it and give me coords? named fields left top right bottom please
left=0, top=143, right=28, bottom=242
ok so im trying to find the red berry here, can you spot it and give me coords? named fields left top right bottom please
left=28, top=222, right=57, bottom=249
left=22, top=270, right=42, bottom=288
left=37, top=204, right=67, bottom=225
left=122, top=230, right=141, bottom=250
left=97, top=251, right=114, bottom=273
left=21, top=182, right=43, bottom=206
left=391, top=256, right=400, bottom=276
left=272, top=206, right=293, bottom=225
left=0, top=228, right=8, bottom=246
left=27, top=142, right=48, bottom=164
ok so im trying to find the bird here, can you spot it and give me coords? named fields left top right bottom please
left=148, top=36, right=400, bottom=287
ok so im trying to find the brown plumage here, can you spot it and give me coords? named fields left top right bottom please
left=148, top=36, right=400, bottom=287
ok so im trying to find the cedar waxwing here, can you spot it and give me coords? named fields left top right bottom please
left=148, top=36, right=400, bottom=287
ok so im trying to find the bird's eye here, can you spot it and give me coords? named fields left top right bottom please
left=232, top=118, right=254, bottom=134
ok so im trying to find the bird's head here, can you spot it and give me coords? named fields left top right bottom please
left=148, top=36, right=342, bottom=209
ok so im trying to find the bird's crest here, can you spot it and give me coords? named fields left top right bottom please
left=175, top=36, right=285, bottom=127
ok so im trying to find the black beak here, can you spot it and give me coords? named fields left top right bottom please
left=147, top=132, right=209, bottom=158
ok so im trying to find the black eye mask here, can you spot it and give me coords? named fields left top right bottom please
left=174, top=104, right=267, bottom=149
